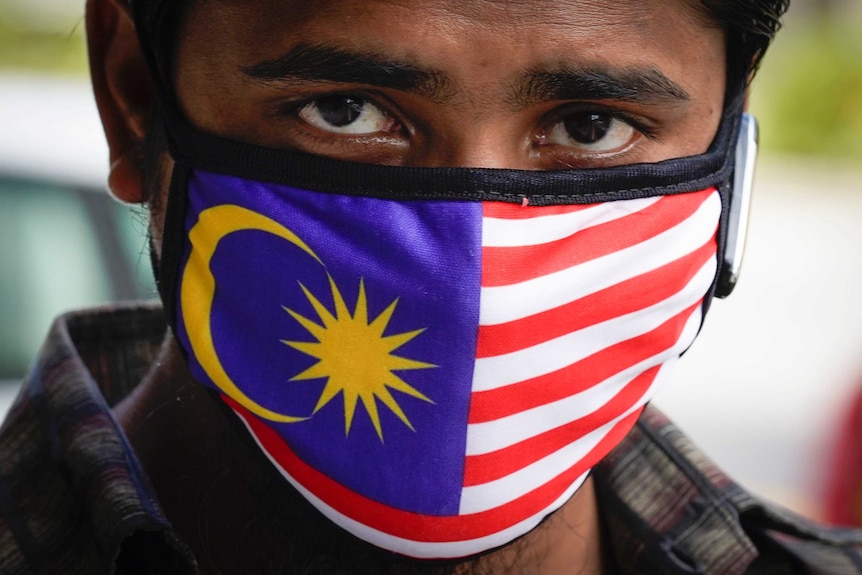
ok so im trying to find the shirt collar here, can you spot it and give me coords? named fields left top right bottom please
left=24, top=303, right=197, bottom=573
left=594, top=406, right=759, bottom=575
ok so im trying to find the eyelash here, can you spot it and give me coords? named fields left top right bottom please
left=272, top=91, right=397, bottom=123
left=542, top=104, right=659, bottom=141
left=269, top=92, right=661, bottom=156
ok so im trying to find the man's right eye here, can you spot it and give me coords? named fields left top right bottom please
left=297, top=95, right=397, bottom=135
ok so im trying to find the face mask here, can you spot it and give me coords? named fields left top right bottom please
left=157, top=100, right=753, bottom=559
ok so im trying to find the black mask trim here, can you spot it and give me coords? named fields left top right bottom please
left=162, top=95, right=743, bottom=207
left=157, top=84, right=746, bottom=332
left=157, top=163, right=190, bottom=329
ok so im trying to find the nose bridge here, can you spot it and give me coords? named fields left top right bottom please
left=446, top=135, right=522, bottom=169
left=405, top=51, right=535, bottom=169
left=411, top=110, right=532, bottom=169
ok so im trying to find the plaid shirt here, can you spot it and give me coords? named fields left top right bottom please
left=0, top=304, right=860, bottom=574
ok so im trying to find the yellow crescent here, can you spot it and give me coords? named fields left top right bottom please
left=180, top=204, right=321, bottom=423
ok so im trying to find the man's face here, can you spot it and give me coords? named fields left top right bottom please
left=170, top=0, right=726, bottom=175
left=118, top=2, right=731, bottom=565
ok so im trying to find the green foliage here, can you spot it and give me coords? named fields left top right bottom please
left=0, top=16, right=87, bottom=75
left=752, top=17, right=862, bottom=161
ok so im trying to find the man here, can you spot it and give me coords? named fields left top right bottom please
left=2, top=0, right=862, bottom=573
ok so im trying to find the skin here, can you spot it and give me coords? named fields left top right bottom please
left=174, top=0, right=724, bottom=170
left=86, top=0, right=727, bottom=573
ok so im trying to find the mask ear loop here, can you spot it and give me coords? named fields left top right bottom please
left=680, top=87, right=747, bottom=347
left=156, top=157, right=190, bottom=337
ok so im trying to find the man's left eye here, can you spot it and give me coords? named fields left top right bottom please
left=546, top=112, right=636, bottom=153
left=298, top=95, right=395, bottom=135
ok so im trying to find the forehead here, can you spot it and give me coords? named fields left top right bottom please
left=194, top=0, right=707, bottom=28
left=177, top=0, right=721, bottom=87
left=219, top=0, right=692, bottom=29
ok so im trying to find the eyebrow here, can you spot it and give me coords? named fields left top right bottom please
left=513, top=66, right=691, bottom=107
left=240, top=42, right=452, bottom=101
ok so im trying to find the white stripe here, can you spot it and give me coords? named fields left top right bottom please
left=467, top=344, right=681, bottom=455
left=482, top=196, right=661, bottom=247
left=472, top=255, right=716, bottom=392
left=460, top=356, right=693, bottom=514
left=479, top=190, right=720, bottom=326
left=466, top=308, right=701, bottom=455
left=460, top=406, right=635, bottom=514
left=233, top=407, right=590, bottom=559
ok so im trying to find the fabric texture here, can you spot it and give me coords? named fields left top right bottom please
left=172, top=164, right=723, bottom=558
left=1, top=304, right=861, bottom=574
left=156, top=92, right=742, bottom=560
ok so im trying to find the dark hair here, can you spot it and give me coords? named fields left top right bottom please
left=131, top=0, right=790, bottom=100
left=701, top=0, right=791, bottom=88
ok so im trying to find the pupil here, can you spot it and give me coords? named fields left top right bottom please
left=564, top=113, right=611, bottom=144
left=317, top=96, right=364, bottom=127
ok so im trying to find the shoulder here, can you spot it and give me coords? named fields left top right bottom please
left=594, top=405, right=862, bottom=575
left=0, top=305, right=194, bottom=575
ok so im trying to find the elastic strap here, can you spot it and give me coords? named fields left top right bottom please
left=157, top=163, right=189, bottom=330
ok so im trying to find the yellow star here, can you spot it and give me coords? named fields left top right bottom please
left=282, top=276, right=435, bottom=441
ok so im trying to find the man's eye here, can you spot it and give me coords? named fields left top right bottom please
left=297, top=95, right=395, bottom=135
left=547, top=112, right=636, bottom=153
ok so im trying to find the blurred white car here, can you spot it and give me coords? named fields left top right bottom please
left=0, top=75, right=155, bottom=387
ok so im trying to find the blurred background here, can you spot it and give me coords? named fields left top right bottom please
left=1, top=0, right=861, bottom=526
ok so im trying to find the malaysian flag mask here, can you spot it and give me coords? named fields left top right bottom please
left=157, top=99, right=749, bottom=559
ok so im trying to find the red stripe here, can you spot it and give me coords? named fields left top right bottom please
left=468, top=302, right=701, bottom=424
left=227, top=393, right=641, bottom=542
left=483, top=201, right=596, bottom=220
left=482, top=188, right=714, bottom=287
left=476, top=239, right=716, bottom=358
left=463, top=366, right=659, bottom=486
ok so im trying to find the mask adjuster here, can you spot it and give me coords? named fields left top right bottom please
left=714, top=113, right=758, bottom=298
